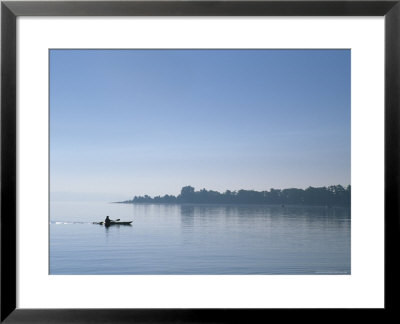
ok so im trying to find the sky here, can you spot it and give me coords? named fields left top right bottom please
left=50, top=49, right=350, bottom=201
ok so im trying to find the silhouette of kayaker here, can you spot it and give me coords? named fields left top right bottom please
left=104, top=216, right=111, bottom=226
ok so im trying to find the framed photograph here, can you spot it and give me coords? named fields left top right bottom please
left=1, top=0, right=399, bottom=322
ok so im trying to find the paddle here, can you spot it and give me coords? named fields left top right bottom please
left=94, top=218, right=120, bottom=225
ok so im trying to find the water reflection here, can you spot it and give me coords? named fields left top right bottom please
left=50, top=201, right=351, bottom=274
left=180, top=205, right=195, bottom=227
left=179, top=204, right=350, bottom=227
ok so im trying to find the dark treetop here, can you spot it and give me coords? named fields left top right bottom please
left=117, top=185, right=351, bottom=206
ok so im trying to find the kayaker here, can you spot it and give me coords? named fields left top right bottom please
left=104, top=216, right=111, bottom=226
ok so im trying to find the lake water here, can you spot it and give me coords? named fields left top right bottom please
left=50, top=202, right=350, bottom=275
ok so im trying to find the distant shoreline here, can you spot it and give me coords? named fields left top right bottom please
left=115, top=185, right=351, bottom=207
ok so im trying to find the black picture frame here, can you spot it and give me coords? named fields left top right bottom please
left=1, top=0, right=399, bottom=322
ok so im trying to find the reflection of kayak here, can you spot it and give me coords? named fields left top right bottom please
left=93, top=221, right=132, bottom=226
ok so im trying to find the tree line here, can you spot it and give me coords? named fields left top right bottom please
left=119, top=185, right=351, bottom=206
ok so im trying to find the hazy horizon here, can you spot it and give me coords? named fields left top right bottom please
left=50, top=183, right=351, bottom=202
left=50, top=49, right=350, bottom=202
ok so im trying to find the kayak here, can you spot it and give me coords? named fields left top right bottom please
left=93, top=221, right=132, bottom=226
left=108, top=221, right=132, bottom=226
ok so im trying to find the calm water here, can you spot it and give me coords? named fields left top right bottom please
left=50, top=202, right=350, bottom=274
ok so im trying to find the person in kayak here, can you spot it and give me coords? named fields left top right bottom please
left=104, top=216, right=111, bottom=226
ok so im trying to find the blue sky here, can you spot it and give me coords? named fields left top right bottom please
left=50, top=49, right=350, bottom=201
